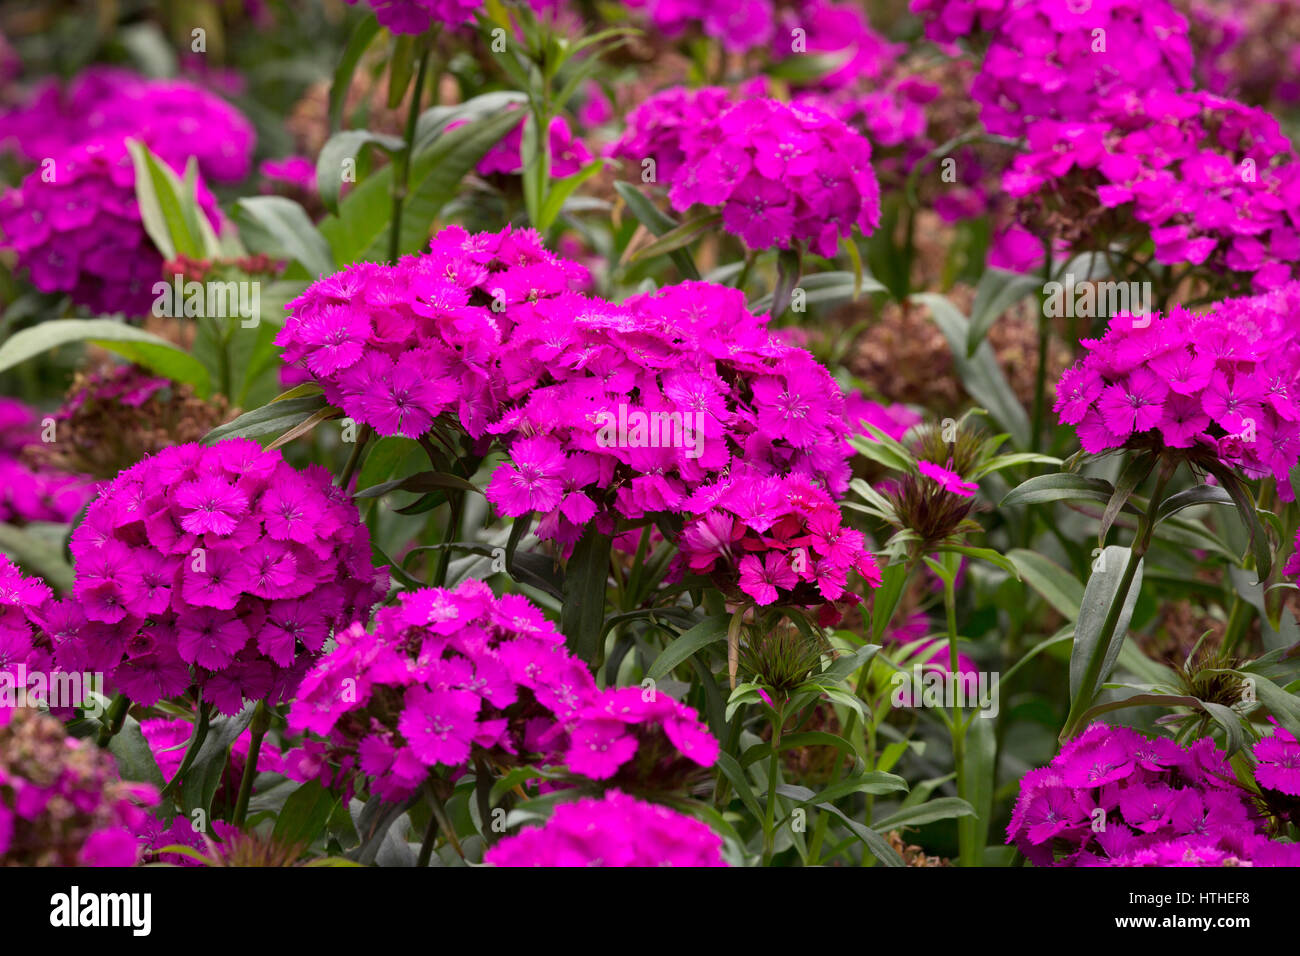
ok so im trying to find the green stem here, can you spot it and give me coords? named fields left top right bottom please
left=1219, top=589, right=1254, bottom=660
left=337, top=424, right=371, bottom=489
left=807, top=710, right=855, bottom=865
left=1060, top=459, right=1175, bottom=740
left=161, top=700, right=211, bottom=798
left=96, top=694, right=130, bottom=747
left=231, top=701, right=270, bottom=826
left=432, top=493, right=464, bottom=587
left=761, top=699, right=786, bottom=866
left=388, top=49, right=433, bottom=264
left=943, top=571, right=972, bottom=866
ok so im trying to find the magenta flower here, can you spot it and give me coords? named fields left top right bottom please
left=286, top=581, right=599, bottom=803
left=484, top=790, right=727, bottom=866
left=917, top=460, right=978, bottom=498
left=62, top=440, right=384, bottom=712
left=1006, top=723, right=1293, bottom=867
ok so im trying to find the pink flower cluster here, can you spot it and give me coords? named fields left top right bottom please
left=566, top=686, right=718, bottom=781
left=0, top=137, right=223, bottom=315
left=281, top=226, right=861, bottom=559
left=0, top=706, right=158, bottom=866
left=0, top=398, right=95, bottom=525
left=1252, top=720, right=1300, bottom=797
left=1007, top=722, right=1300, bottom=867
left=625, top=0, right=775, bottom=53
left=607, top=86, right=734, bottom=185
left=484, top=789, right=727, bottom=866
left=677, top=471, right=882, bottom=610
left=0, top=65, right=255, bottom=183
left=1007, top=90, right=1300, bottom=287
left=57, top=439, right=384, bottom=712
left=286, top=580, right=720, bottom=801
left=286, top=580, right=598, bottom=801
left=344, top=0, right=482, bottom=33
left=911, top=0, right=1194, bottom=137
left=667, top=98, right=881, bottom=255
left=1054, top=295, right=1300, bottom=495
left=276, top=225, right=588, bottom=441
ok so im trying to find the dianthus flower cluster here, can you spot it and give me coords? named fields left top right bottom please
left=281, top=226, right=860, bottom=563
left=285, top=580, right=599, bottom=801
left=667, top=98, right=881, bottom=255
left=625, top=0, right=775, bottom=53
left=1007, top=91, right=1300, bottom=286
left=484, top=789, right=728, bottom=866
left=0, top=706, right=157, bottom=866
left=910, top=0, right=1194, bottom=137
left=344, top=0, right=482, bottom=33
left=0, top=398, right=95, bottom=525
left=56, top=439, right=384, bottom=712
left=566, top=685, right=718, bottom=786
left=276, top=224, right=588, bottom=441
left=0, top=65, right=254, bottom=182
left=1007, top=722, right=1300, bottom=866
left=1252, top=721, right=1300, bottom=797
left=607, top=86, right=734, bottom=185
left=0, top=137, right=223, bottom=315
left=677, top=471, right=882, bottom=609
left=1053, top=294, right=1300, bottom=494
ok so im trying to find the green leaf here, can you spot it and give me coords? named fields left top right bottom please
left=872, top=797, right=975, bottom=831
left=0, top=522, right=75, bottom=592
left=940, top=545, right=1021, bottom=579
left=315, top=130, right=405, bottom=215
left=624, top=211, right=720, bottom=267
left=961, top=718, right=996, bottom=867
left=330, top=16, right=383, bottom=132
left=613, top=180, right=700, bottom=280
left=233, top=196, right=336, bottom=278
left=871, top=561, right=909, bottom=643
left=0, top=318, right=210, bottom=396
left=273, top=780, right=341, bottom=848
left=560, top=529, right=613, bottom=665
left=1069, top=545, right=1143, bottom=708
left=714, top=752, right=763, bottom=823
left=915, top=292, right=1030, bottom=448
left=1100, top=453, right=1156, bottom=546
left=353, top=470, right=481, bottom=499
left=1001, top=473, right=1124, bottom=510
left=1204, top=462, right=1273, bottom=580
left=319, top=102, right=523, bottom=265
left=127, top=139, right=216, bottom=261
left=966, top=452, right=1061, bottom=480
left=1245, top=672, right=1300, bottom=743
left=1155, top=485, right=1234, bottom=523
left=818, top=643, right=881, bottom=684
left=180, top=705, right=256, bottom=818
left=966, top=267, right=1042, bottom=357
left=201, top=395, right=330, bottom=445
left=1005, top=549, right=1083, bottom=620
left=537, top=158, right=606, bottom=233
left=806, top=772, right=907, bottom=804
left=646, top=614, right=730, bottom=682
left=107, top=716, right=168, bottom=791
left=814, top=802, right=905, bottom=866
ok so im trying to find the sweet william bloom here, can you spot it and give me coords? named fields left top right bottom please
left=63, top=440, right=384, bottom=712
left=344, top=0, right=482, bottom=32
left=917, top=460, right=978, bottom=498
left=286, top=581, right=599, bottom=802
left=1253, top=722, right=1300, bottom=796
left=484, top=790, right=727, bottom=866
left=667, top=98, right=880, bottom=255
left=1056, top=294, right=1300, bottom=496
left=1007, top=723, right=1291, bottom=867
